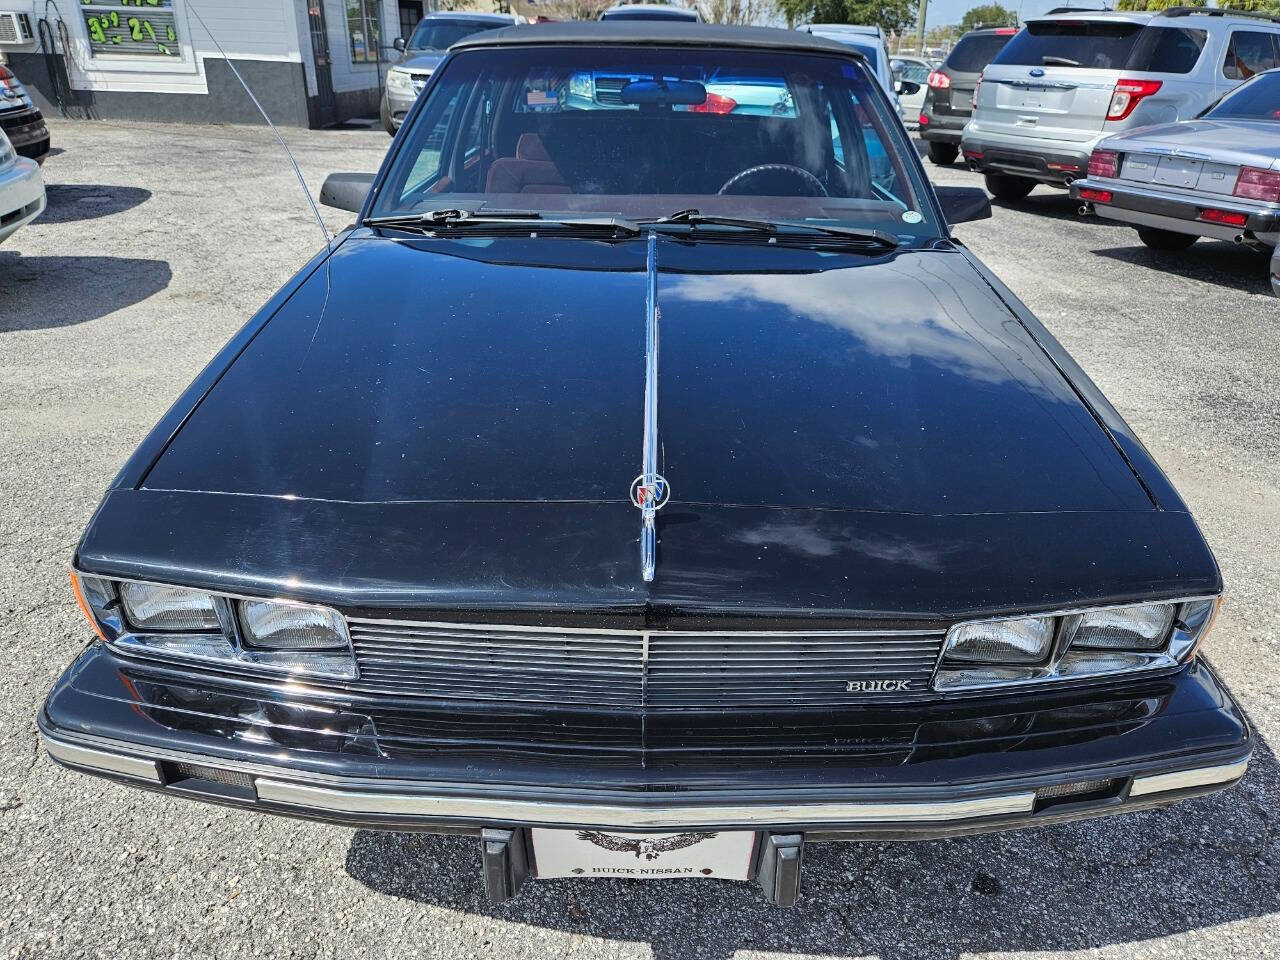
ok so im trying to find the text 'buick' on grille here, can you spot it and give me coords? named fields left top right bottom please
left=41, top=22, right=1251, bottom=906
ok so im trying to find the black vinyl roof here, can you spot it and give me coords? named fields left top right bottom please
left=450, top=21, right=867, bottom=58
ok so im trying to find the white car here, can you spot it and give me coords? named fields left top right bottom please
left=0, top=128, right=44, bottom=246
left=891, top=55, right=931, bottom=129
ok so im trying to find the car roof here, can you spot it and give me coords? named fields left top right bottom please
left=1027, top=10, right=1153, bottom=24
left=420, top=11, right=515, bottom=21
left=601, top=4, right=700, bottom=17
left=450, top=21, right=867, bottom=57
left=802, top=23, right=880, bottom=33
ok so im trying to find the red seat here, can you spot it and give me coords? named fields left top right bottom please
left=485, top=133, right=570, bottom=194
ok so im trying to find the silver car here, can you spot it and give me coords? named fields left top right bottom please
left=963, top=8, right=1280, bottom=201
left=0, top=128, right=45, bottom=247
left=1070, top=68, right=1279, bottom=276
left=381, top=12, right=518, bottom=134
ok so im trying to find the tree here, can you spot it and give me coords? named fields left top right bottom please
left=1116, top=0, right=1204, bottom=9
left=776, top=0, right=918, bottom=35
left=958, top=3, right=1015, bottom=30
left=698, top=0, right=772, bottom=24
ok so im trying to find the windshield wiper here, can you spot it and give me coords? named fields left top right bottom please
left=1041, top=55, right=1080, bottom=67
left=364, top=208, right=642, bottom=238
left=645, top=208, right=900, bottom=249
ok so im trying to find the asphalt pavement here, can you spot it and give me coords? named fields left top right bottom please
left=0, top=120, right=1276, bottom=960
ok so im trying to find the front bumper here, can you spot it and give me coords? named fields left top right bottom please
left=382, top=87, right=417, bottom=130
left=961, top=131, right=1094, bottom=185
left=1071, top=177, right=1280, bottom=247
left=41, top=643, right=1251, bottom=838
left=0, top=156, right=46, bottom=245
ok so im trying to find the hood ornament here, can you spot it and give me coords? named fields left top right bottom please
left=636, top=231, right=667, bottom=582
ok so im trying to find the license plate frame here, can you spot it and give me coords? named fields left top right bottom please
left=529, top=828, right=758, bottom=881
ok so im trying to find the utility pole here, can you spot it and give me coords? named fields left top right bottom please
left=915, top=0, right=928, bottom=55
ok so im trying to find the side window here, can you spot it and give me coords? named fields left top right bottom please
left=1223, top=30, right=1280, bottom=81
left=399, top=86, right=463, bottom=200
left=1135, top=27, right=1206, bottom=74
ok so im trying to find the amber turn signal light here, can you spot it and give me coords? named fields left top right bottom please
left=70, top=570, right=109, bottom=643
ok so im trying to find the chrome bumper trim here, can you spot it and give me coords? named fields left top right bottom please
left=1129, top=758, right=1249, bottom=798
left=40, top=726, right=1249, bottom=830
left=41, top=734, right=162, bottom=784
left=253, top=778, right=1036, bottom=828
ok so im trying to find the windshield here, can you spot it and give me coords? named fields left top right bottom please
left=409, top=19, right=503, bottom=51
left=992, top=20, right=1143, bottom=69
left=895, top=59, right=930, bottom=83
left=371, top=46, right=937, bottom=238
left=945, top=32, right=1013, bottom=73
left=1207, top=70, right=1280, bottom=120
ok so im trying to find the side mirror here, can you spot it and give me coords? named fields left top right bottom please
left=393, top=37, right=406, bottom=53
left=320, top=173, right=376, bottom=213
left=896, top=79, right=921, bottom=97
left=936, top=185, right=992, bottom=225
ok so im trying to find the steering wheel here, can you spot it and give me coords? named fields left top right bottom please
left=718, top=164, right=828, bottom=197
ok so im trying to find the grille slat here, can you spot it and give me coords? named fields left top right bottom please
left=346, top=620, right=943, bottom=707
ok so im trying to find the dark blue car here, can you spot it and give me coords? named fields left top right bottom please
left=42, top=23, right=1249, bottom=907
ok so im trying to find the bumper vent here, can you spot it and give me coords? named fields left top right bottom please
left=346, top=618, right=944, bottom=708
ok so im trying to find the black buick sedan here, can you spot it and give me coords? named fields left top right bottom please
left=42, top=23, right=1249, bottom=906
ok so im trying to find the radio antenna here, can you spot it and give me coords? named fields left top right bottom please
left=187, top=3, right=331, bottom=252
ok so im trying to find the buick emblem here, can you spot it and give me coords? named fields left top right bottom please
left=846, top=679, right=911, bottom=693
left=630, top=473, right=670, bottom=509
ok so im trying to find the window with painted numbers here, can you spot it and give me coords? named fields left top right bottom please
left=82, top=0, right=181, bottom=58
left=347, top=0, right=383, bottom=64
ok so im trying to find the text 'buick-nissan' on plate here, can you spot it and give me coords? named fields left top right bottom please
left=41, top=23, right=1250, bottom=907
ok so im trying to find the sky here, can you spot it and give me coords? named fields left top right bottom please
left=918, top=0, right=1096, bottom=29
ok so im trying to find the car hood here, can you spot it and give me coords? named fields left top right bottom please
left=391, top=51, right=446, bottom=72
left=1103, top=119, right=1280, bottom=169
left=143, top=232, right=1152, bottom=516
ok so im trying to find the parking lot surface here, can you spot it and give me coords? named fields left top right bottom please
left=1, top=120, right=1277, bottom=960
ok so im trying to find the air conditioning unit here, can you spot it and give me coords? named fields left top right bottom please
left=0, top=11, right=35, bottom=46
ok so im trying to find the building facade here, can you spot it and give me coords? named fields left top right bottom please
left=1, top=0, right=433, bottom=127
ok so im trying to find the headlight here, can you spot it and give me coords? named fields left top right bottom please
left=241, top=599, right=347, bottom=649
left=935, top=597, right=1219, bottom=692
left=1064, top=603, right=1174, bottom=650
left=0, top=131, right=14, bottom=168
left=941, top=616, right=1053, bottom=664
left=120, top=581, right=220, bottom=631
left=386, top=68, right=414, bottom=93
left=72, top=573, right=356, bottom=680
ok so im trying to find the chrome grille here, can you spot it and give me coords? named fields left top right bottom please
left=349, top=620, right=644, bottom=705
left=645, top=632, right=943, bottom=707
left=592, top=75, right=630, bottom=106
left=348, top=619, right=943, bottom=708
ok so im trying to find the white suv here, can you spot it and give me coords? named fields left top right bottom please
left=0, top=127, right=45, bottom=246
left=962, top=7, right=1280, bottom=200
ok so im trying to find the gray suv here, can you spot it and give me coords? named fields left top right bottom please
left=963, top=7, right=1280, bottom=200
left=381, top=12, right=518, bottom=134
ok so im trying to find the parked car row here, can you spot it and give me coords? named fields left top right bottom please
left=921, top=8, right=1280, bottom=287
left=0, top=62, right=48, bottom=247
left=0, top=63, right=50, bottom=164
left=382, top=13, right=924, bottom=135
